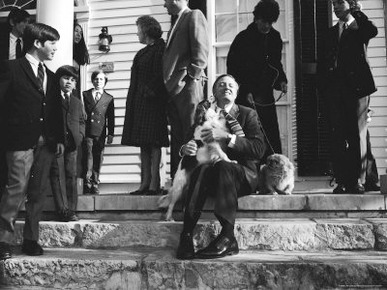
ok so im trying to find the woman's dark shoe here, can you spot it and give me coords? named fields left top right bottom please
left=145, top=190, right=159, bottom=196
left=0, top=242, right=12, bottom=260
left=196, top=234, right=239, bottom=259
left=176, top=232, right=195, bottom=260
left=130, top=189, right=148, bottom=195
left=21, top=239, right=43, bottom=256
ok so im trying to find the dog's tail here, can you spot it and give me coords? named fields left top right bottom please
left=157, top=161, right=187, bottom=208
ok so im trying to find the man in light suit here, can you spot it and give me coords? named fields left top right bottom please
left=318, top=0, right=377, bottom=194
left=83, top=70, right=115, bottom=195
left=0, top=23, right=63, bottom=260
left=162, top=0, right=209, bottom=178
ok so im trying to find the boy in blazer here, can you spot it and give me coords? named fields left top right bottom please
left=318, top=0, right=377, bottom=194
left=0, top=23, right=63, bottom=260
left=83, top=70, right=115, bottom=194
left=50, top=66, right=85, bottom=222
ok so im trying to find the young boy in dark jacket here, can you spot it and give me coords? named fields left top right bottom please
left=50, top=65, right=85, bottom=221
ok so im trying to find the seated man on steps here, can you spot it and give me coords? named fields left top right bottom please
left=176, top=74, right=266, bottom=259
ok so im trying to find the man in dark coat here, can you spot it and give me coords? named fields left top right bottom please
left=0, top=8, right=30, bottom=191
left=318, top=0, right=377, bottom=194
left=83, top=70, right=115, bottom=194
left=0, top=23, right=63, bottom=260
left=227, top=0, right=287, bottom=161
left=176, top=74, right=266, bottom=260
left=0, top=8, right=30, bottom=60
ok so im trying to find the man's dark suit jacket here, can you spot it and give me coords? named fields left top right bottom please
left=60, top=93, right=85, bottom=151
left=319, top=10, right=377, bottom=98
left=0, top=57, right=64, bottom=151
left=83, top=89, right=115, bottom=139
left=0, top=27, right=10, bottom=61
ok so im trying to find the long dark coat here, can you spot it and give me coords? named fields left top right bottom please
left=227, top=23, right=287, bottom=156
left=121, top=38, right=169, bottom=147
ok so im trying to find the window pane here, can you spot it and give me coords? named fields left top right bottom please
left=216, top=15, right=237, bottom=42
left=238, top=0, right=257, bottom=13
left=273, top=13, right=286, bottom=39
left=238, top=13, right=254, bottom=32
left=215, top=0, right=236, bottom=13
left=215, top=46, right=229, bottom=75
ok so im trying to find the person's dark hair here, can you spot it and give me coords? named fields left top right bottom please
left=23, top=22, right=60, bottom=53
left=73, top=21, right=90, bottom=66
left=253, top=0, right=280, bottom=23
left=7, top=8, right=30, bottom=28
left=212, top=74, right=239, bottom=94
left=55, top=65, right=79, bottom=81
left=91, top=69, right=108, bottom=84
left=136, top=15, right=163, bottom=40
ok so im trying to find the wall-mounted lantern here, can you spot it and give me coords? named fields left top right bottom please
left=98, top=26, right=112, bottom=52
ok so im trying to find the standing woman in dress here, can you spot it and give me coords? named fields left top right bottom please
left=73, top=21, right=89, bottom=182
left=121, top=16, right=169, bottom=195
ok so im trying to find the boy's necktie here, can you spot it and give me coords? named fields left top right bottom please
left=37, top=63, right=44, bottom=91
left=16, top=38, right=22, bottom=59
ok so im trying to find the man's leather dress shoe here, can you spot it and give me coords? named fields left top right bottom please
left=333, top=184, right=346, bottom=194
left=0, top=242, right=12, bottom=260
left=345, top=183, right=365, bottom=194
left=364, top=183, right=380, bottom=192
left=176, top=232, right=195, bottom=260
left=21, top=239, right=43, bottom=256
left=196, top=234, right=239, bottom=259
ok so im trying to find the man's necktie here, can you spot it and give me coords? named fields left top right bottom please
left=167, top=15, right=178, bottom=42
left=65, top=93, right=70, bottom=109
left=221, top=110, right=245, bottom=137
left=95, top=92, right=101, bottom=102
left=339, top=22, right=347, bottom=39
left=15, top=38, right=22, bottom=59
left=37, top=63, right=45, bottom=91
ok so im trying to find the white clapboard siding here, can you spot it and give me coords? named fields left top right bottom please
left=85, top=0, right=387, bottom=190
left=364, top=0, right=387, bottom=175
left=87, top=0, right=168, bottom=187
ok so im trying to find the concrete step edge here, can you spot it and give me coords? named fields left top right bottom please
left=1, top=247, right=387, bottom=289
left=9, top=218, right=387, bottom=252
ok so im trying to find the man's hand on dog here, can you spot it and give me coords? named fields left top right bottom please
left=182, top=140, right=198, bottom=156
left=200, top=126, right=228, bottom=144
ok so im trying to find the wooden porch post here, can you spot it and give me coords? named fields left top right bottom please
left=36, top=0, right=74, bottom=72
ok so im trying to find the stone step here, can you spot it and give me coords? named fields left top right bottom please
left=9, top=218, right=387, bottom=252
left=24, top=192, right=387, bottom=220
left=1, top=247, right=387, bottom=289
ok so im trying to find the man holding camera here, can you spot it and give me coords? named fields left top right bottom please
left=318, top=0, right=378, bottom=194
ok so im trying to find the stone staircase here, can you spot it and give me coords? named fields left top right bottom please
left=2, top=193, right=387, bottom=289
